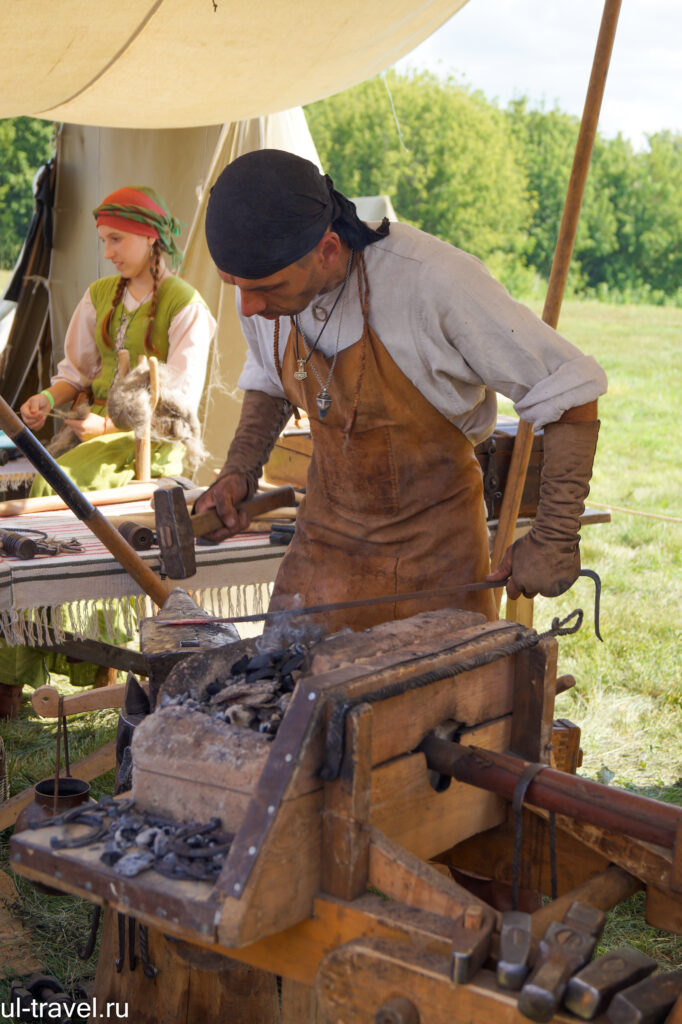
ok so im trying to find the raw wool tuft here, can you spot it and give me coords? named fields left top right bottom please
left=107, top=362, right=206, bottom=473
left=46, top=400, right=91, bottom=458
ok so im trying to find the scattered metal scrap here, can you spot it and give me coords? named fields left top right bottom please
left=28, top=795, right=233, bottom=882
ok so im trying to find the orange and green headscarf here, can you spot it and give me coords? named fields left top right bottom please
left=93, top=185, right=183, bottom=269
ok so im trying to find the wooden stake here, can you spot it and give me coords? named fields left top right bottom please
left=490, top=0, right=622, bottom=610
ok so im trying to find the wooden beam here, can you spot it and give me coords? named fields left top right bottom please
left=321, top=703, right=372, bottom=900
left=529, top=865, right=641, bottom=940
left=489, top=0, right=623, bottom=604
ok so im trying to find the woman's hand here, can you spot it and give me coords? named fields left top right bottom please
left=64, top=412, right=109, bottom=442
left=20, top=393, right=52, bottom=431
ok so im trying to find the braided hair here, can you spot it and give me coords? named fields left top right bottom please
left=100, top=240, right=162, bottom=357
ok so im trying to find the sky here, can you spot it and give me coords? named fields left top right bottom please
left=394, top=0, right=681, bottom=150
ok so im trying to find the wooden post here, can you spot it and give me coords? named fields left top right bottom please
left=321, top=703, right=373, bottom=900
left=490, top=0, right=623, bottom=610
left=135, top=355, right=159, bottom=481
left=509, top=638, right=557, bottom=763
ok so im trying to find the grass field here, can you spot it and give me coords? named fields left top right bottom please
left=0, top=300, right=680, bottom=998
left=515, top=301, right=682, bottom=969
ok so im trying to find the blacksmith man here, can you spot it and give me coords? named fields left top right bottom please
left=195, top=149, right=606, bottom=630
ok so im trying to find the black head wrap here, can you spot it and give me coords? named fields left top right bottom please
left=205, top=149, right=390, bottom=279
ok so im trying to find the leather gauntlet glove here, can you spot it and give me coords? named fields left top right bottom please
left=215, top=389, right=294, bottom=500
left=511, top=420, right=600, bottom=598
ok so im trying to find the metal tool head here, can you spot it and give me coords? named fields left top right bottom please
left=606, top=970, right=682, bottom=1024
left=564, top=947, right=658, bottom=1020
left=497, top=910, right=532, bottom=990
left=563, top=900, right=607, bottom=940
left=152, top=486, right=196, bottom=579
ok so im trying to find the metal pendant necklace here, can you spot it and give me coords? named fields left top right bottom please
left=115, top=287, right=150, bottom=351
left=293, top=252, right=354, bottom=420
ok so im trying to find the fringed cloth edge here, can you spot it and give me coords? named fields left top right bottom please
left=0, top=582, right=273, bottom=646
left=0, top=467, right=37, bottom=491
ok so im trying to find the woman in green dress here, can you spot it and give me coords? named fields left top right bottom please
left=21, top=184, right=214, bottom=491
left=0, top=186, right=215, bottom=714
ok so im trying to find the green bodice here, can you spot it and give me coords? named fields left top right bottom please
left=89, top=274, right=205, bottom=401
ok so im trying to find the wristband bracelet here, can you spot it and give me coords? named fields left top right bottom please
left=40, top=389, right=55, bottom=410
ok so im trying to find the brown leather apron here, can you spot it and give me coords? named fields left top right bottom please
left=270, top=254, right=496, bottom=632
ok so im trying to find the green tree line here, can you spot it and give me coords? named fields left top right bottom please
left=0, top=117, right=54, bottom=268
left=2, top=83, right=681, bottom=305
left=305, top=71, right=682, bottom=304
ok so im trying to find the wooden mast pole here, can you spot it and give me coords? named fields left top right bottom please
left=490, top=0, right=622, bottom=610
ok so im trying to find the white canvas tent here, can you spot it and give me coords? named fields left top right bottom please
left=0, top=0, right=468, bottom=483
left=0, top=1, right=469, bottom=128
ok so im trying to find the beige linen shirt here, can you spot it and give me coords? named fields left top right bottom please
left=237, top=222, right=607, bottom=442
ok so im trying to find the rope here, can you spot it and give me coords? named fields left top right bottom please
left=512, top=763, right=546, bottom=910
left=588, top=500, right=682, bottom=524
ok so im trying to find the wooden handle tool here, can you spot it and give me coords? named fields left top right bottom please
left=152, top=484, right=296, bottom=579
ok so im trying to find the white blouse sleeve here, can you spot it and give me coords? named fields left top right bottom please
left=164, top=301, right=216, bottom=408
left=52, top=290, right=102, bottom=389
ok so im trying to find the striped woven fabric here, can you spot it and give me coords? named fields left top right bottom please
left=0, top=500, right=284, bottom=645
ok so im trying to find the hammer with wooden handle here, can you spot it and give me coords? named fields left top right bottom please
left=152, top=484, right=297, bottom=579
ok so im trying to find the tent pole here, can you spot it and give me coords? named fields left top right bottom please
left=490, top=0, right=622, bottom=610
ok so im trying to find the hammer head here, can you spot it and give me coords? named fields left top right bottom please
left=152, top=486, right=196, bottom=579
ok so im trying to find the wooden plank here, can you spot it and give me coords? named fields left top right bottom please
left=369, top=657, right=515, bottom=767
left=369, top=718, right=509, bottom=861
left=281, top=979, right=325, bottom=1024
left=32, top=681, right=149, bottom=719
left=440, top=812, right=611, bottom=899
left=550, top=719, right=583, bottom=773
left=545, top=812, right=673, bottom=891
left=368, top=828, right=495, bottom=926
left=10, top=807, right=218, bottom=942
left=0, top=740, right=116, bottom=831
left=315, top=939, right=597, bottom=1024
left=321, top=703, right=372, bottom=900
left=505, top=594, right=534, bottom=628
left=218, top=788, right=324, bottom=948
left=510, top=637, right=557, bottom=762
left=131, top=707, right=270, bottom=827
left=309, top=611, right=496, bottom=676
left=216, top=893, right=466, bottom=985
left=213, top=679, right=320, bottom=904
left=672, top=821, right=682, bottom=893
